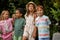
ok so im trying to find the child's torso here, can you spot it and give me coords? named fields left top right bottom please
left=14, top=18, right=25, bottom=37
left=35, top=15, right=49, bottom=26
left=0, top=18, right=13, bottom=40
left=25, top=15, right=35, bottom=35
left=35, top=15, right=50, bottom=38
left=26, top=15, right=34, bottom=25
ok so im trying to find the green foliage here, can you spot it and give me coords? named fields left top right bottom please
left=0, top=0, right=60, bottom=40
left=50, top=0, right=60, bottom=21
left=50, top=0, right=60, bottom=39
left=51, top=8, right=60, bottom=21
left=3, top=0, right=40, bottom=15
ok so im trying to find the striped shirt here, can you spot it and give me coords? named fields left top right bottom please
left=35, top=15, right=51, bottom=38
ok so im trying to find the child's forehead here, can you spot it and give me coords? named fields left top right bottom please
left=16, top=10, right=20, bottom=13
left=1, top=11, right=9, bottom=15
left=37, top=5, right=43, bottom=9
left=4, top=11, right=9, bottom=14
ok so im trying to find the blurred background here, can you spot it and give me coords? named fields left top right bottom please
left=0, top=0, right=60, bottom=40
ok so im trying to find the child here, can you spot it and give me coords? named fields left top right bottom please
left=23, top=1, right=37, bottom=40
left=52, top=27, right=60, bottom=40
left=13, top=8, right=26, bottom=40
left=0, top=10, right=13, bottom=40
left=35, top=5, right=51, bottom=40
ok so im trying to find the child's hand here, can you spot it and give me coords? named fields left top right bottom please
left=32, top=27, right=37, bottom=38
left=32, top=33, right=36, bottom=38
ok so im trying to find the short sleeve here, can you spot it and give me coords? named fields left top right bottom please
left=23, top=19, right=26, bottom=27
left=9, top=18, right=13, bottom=21
left=47, top=17, right=51, bottom=25
left=35, top=17, right=39, bottom=27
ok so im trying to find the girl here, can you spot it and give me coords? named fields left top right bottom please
left=13, top=8, right=26, bottom=40
left=35, top=5, right=51, bottom=40
left=0, top=10, right=13, bottom=40
left=23, top=1, right=37, bottom=40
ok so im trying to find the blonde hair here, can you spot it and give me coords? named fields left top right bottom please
left=25, top=1, right=36, bottom=16
left=1, top=10, right=9, bottom=20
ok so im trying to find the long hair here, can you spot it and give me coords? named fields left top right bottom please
left=25, top=1, right=36, bottom=17
left=1, top=10, right=9, bottom=20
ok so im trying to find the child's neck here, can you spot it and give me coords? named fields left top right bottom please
left=30, top=11, right=33, bottom=13
left=29, top=11, right=34, bottom=15
left=39, top=15, right=43, bottom=17
left=17, top=16, right=22, bottom=19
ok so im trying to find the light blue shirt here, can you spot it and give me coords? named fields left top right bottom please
left=35, top=15, right=51, bottom=38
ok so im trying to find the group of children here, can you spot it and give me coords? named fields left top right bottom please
left=0, top=1, right=51, bottom=40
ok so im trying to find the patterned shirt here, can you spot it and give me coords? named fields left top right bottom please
left=35, top=15, right=51, bottom=38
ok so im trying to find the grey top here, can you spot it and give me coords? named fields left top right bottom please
left=52, top=32, right=60, bottom=40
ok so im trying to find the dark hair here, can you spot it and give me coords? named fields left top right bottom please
left=16, top=8, right=25, bottom=15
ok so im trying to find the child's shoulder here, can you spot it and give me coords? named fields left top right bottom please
left=0, top=20, right=4, bottom=24
left=43, top=15, right=49, bottom=18
left=8, top=18, right=13, bottom=21
left=20, top=18, right=25, bottom=21
left=35, top=16, right=40, bottom=21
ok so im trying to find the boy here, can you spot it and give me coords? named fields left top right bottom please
left=35, top=5, right=51, bottom=40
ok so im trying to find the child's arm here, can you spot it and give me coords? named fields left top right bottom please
left=22, top=19, right=26, bottom=30
left=0, top=25, right=2, bottom=38
left=32, top=13, right=37, bottom=38
left=8, top=18, right=14, bottom=32
left=47, top=17, right=51, bottom=26
left=32, top=26, right=37, bottom=38
left=11, top=18, right=15, bottom=26
left=33, top=12, right=37, bottom=22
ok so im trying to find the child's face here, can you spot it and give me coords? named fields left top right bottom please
left=36, top=6, right=43, bottom=16
left=28, top=4, right=34, bottom=12
left=3, top=11, right=9, bottom=19
left=15, top=10, right=22, bottom=18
